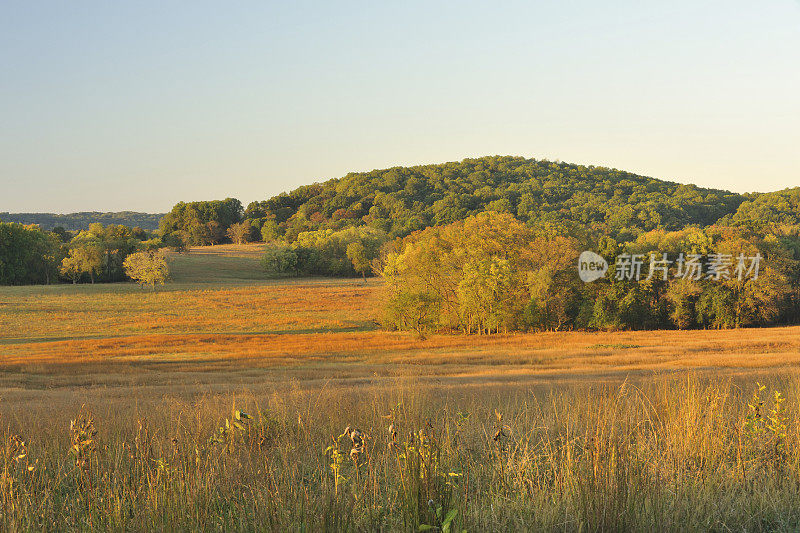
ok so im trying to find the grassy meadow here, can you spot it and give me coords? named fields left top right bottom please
left=3, top=243, right=800, bottom=530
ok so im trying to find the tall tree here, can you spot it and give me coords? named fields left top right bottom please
left=346, top=241, right=370, bottom=282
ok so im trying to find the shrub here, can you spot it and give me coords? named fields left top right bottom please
left=261, top=245, right=298, bottom=276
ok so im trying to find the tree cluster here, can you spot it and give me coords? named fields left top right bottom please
left=0, top=222, right=63, bottom=285
left=381, top=213, right=800, bottom=335
left=159, top=198, right=244, bottom=247
left=721, top=188, right=800, bottom=232
left=0, top=220, right=167, bottom=286
left=381, top=213, right=578, bottom=335
left=261, top=226, right=387, bottom=278
left=58, top=223, right=148, bottom=284
left=160, top=158, right=800, bottom=255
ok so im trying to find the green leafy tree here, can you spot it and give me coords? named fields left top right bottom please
left=51, top=226, right=71, bottom=243
left=206, top=221, right=225, bottom=245
left=665, top=279, right=702, bottom=329
left=0, top=222, right=63, bottom=285
left=260, top=220, right=280, bottom=242
left=188, top=222, right=210, bottom=246
left=163, top=231, right=189, bottom=253
left=346, top=241, right=371, bottom=282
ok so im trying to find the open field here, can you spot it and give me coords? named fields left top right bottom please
left=1, top=244, right=800, bottom=395
left=3, top=244, right=800, bottom=530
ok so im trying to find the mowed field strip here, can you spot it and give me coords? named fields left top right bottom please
left=2, top=243, right=800, bottom=390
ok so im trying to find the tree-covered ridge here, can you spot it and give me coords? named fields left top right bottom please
left=0, top=211, right=164, bottom=231
left=244, top=156, right=747, bottom=240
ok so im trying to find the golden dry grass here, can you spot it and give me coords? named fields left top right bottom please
left=3, top=326, right=800, bottom=368
left=2, top=245, right=800, bottom=391
left=0, top=279, right=377, bottom=341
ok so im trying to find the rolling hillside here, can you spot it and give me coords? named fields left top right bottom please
left=244, top=155, right=752, bottom=240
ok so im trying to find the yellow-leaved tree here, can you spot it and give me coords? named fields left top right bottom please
left=60, top=245, right=103, bottom=284
left=123, top=250, right=169, bottom=291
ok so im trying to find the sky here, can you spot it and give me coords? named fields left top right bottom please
left=1, top=1, right=798, bottom=213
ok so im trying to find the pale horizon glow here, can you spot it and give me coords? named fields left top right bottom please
left=1, top=0, right=798, bottom=213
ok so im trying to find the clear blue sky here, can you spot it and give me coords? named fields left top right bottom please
left=1, top=0, right=798, bottom=213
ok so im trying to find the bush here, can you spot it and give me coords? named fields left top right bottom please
left=163, top=231, right=189, bottom=253
left=261, top=245, right=298, bottom=276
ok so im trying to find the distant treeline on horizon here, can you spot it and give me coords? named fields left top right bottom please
left=0, top=211, right=164, bottom=231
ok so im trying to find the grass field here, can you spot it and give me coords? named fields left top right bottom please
left=2, top=243, right=800, bottom=530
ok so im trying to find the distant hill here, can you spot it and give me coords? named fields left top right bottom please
left=244, top=155, right=750, bottom=240
left=0, top=211, right=163, bottom=231
left=15, top=156, right=792, bottom=240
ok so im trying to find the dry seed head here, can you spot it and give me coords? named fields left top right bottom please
left=492, top=425, right=511, bottom=442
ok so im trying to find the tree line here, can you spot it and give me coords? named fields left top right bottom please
left=379, top=212, right=800, bottom=335
left=0, top=211, right=163, bottom=231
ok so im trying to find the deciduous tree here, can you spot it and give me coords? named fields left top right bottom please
left=60, top=245, right=102, bottom=284
left=346, top=241, right=370, bottom=282
left=226, top=222, right=251, bottom=244
left=123, top=250, right=169, bottom=290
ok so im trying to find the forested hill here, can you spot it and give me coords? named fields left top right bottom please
left=0, top=211, right=163, bottom=231
left=244, top=156, right=750, bottom=240
left=14, top=156, right=796, bottom=240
